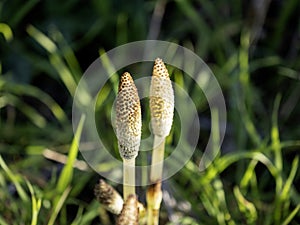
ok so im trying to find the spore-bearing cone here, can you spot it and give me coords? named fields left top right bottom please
left=116, top=72, right=142, bottom=160
left=150, top=58, right=174, bottom=138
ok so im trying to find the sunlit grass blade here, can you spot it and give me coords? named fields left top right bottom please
left=26, top=180, right=42, bottom=225
left=212, top=179, right=234, bottom=225
left=0, top=155, right=29, bottom=202
left=48, top=27, right=82, bottom=83
left=26, top=25, right=77, bottom=97
left=69, top=206, right=84, bottom=225
left=0, top=23, right=13, bottom=42
left=271, top=94, right=282, bottom=179
left=233, top=186, right=257, bottom=225
left=216, top=151, right=278, bottom=178
left=271, top=94, right=283, bottom=224
left=73, top=201, right=100, bottom=225
left=47, top=186, right=71, bottom=225
left=49, top=114, right=85, bottom=220
left=238, top=29, right=261, bottom=146
left=0, top=217, right=10, bottom=225
left=99, top=49, right=119, bottom=95
left=281, top=156, right=299, bottom=201
left=240, top=159, right=258, bottom=190
left=56, top=114, right=85, bottom=193
left=282, top=204, right=300, bottom=225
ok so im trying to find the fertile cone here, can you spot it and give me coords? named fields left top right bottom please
left=116, top=72, right=142, bottom=160
left=150, top=58, right=174, bottom=138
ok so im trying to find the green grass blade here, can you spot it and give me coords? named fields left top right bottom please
left=26, top=25, right=77, bottom=96
left=0, top=23, right=13, bottom=42
left=281, top=156, right=299, bottom=200
left=217, top=151, right=278, bottom=178
left=49, top=27, right=82, bottom=82
left=0, top=217, right=10, bottom=225
left=0, top=155, right=29, bottom=202
left=240, top=159, right=258, bottom=190
left=49, top=54, right=78, bottom=97
left=278, top=67, right=300, bottom=80
left=26, top=180, right=42, bottom=225
left=47, top=186, right=72, bottom=225
left=213, top=179, right=235, bottom=225
left=99, top=48, right=119, bottom=95
left=70, top=206, right=84, bottom=225
left=238, top=29, right=261, bottom=146
left=77, top=201, right=101, bottom=225
left=233, top=186, right=257, bottom=225
left=271, top=94, right=283, bottom=224
left=271, top=94, right=282, bottom=175
left=282, top=204, right=300, bottom=225
left=26, top=25, right=57, bottom=53
left=56, top=114, right=85, bottom=193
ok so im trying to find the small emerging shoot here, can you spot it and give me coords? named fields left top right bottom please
left=94, top=179, right=124, bottom=215
left=116, top=194, right=139, bottom=225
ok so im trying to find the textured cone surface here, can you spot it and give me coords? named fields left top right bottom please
left=116, top=72, right=142, bottom=160
left=94, top=179, right=124, bottom=215
left=150, top=58, right=174, bottom=137
left=116, top=195, right=139, bottom=225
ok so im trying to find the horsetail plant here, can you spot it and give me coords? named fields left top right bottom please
left=94, top=179, right=124, bottom=215
left=116, top=72, right=142, bottom=200
left=94, top=60, right=173, bottom=224
left=116, top=194, right=139, bottom=225
left=147, top=58, right=174, bottom=225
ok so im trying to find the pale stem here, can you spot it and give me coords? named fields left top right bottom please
left=123, top=158, right=136, bottom=200
left=147, top=208, right=154, bottom=225
left=150, top=135, right=166, bottom=182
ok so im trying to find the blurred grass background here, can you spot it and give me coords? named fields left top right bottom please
left=1, top=0, right=300, bottom=224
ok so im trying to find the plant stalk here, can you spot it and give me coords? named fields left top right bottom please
left=147, top=135, right=165, bottom=225
left=123, top=158, right=136, bottom=200
left=146, top=181, right=162, bottom=225
left=150, top=135, right=166, bottom=182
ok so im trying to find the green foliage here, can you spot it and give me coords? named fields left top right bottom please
left=1, top=0, right=300, bottom=224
